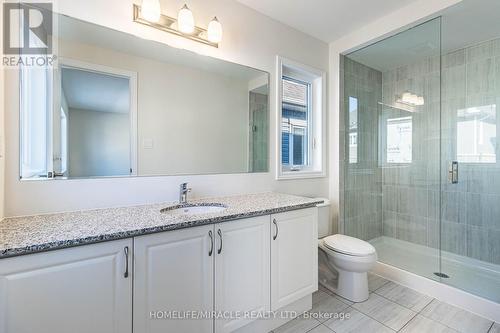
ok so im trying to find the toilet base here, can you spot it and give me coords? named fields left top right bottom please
left=336, top=270, right=369, bottom=302
left=318, top=247, right=371, bottom=303
left=318, top=256, right=338, bottom=293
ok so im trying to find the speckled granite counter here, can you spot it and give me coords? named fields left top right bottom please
left=0, top=193, right=323, bottom=258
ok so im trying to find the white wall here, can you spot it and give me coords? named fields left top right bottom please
left=328, top=0, right=463, bottom=234
left=4, top=0, right=329, bottom=216
left=68, top=108, right=131, bottom=177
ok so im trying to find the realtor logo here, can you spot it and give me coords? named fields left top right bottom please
left=2, top=2, right=56, bottom=67
left=3, top=2, right=53, bottom=54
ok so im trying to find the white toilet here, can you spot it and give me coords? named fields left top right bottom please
left=316, top=199, right=377, bottom=302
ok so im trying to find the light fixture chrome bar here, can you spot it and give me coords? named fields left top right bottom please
left=377, top=101, right=416, bottom=113
left=132, top=4, right=218, bottom=48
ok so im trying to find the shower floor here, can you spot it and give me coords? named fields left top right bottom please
left=370, top=236, right=500, bottom=304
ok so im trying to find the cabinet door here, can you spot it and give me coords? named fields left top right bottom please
left=0, top=239, right=133, bottom=333
left=133, top=225, right=214, bottom=333
left=215, top=216, right=270, bottom=333
left=271, top=208, right=318, bottom=310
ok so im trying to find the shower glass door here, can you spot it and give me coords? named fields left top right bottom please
left=343, top=2, right=500, bottom=304
left=341, top=18, right=443, bottom=282
left=439, top=24, right=500, bottom=302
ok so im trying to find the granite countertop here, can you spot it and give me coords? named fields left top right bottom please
left=0, top=192, right=323, bottom=258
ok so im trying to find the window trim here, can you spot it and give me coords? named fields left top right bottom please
left=276, top=56, right=326, bottom=180
left=282, top=76, right=311, bottom=168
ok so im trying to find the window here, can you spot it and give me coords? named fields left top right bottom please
left=387, top=117, right=412, bottom=164
left=20, top=65, right=51, bottom=179
left=277, top=57, right=326, bottom=179
left=60, top=107, right=68, bottom=174
left=281, top=78, right=310, bottom=168
left=457, top=105, right=496, bottom=163
left=348, top=97, right=358, bottom=164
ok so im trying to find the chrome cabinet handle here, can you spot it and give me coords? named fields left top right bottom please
left=208, top=230, right=214, bottom=256
left=124, top=246, right=129, bottom=278
left=217, top=229, right=223, bottom=254
left=273, top=219, right=278, bottom=240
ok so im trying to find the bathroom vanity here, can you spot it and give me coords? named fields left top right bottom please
left=0, top=193, right=320, bottom=333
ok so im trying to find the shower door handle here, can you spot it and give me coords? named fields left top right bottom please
left=448, top=161, right=458, bottom=184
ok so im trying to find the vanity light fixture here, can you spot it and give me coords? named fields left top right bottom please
left=133, top=1, right=222, bottom=47
left=140, top=0, right=161, bottom=22
left=207, top=17, right=223, bottom=43
left=177, top=4, right=195, bottom=34
left=398, top=91, right=425, bottom=106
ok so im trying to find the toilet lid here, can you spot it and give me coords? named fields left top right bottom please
left=323, top=234, right=376, bottom=256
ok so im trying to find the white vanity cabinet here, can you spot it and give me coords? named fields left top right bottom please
left=0, top=206, right=318, bottom=333
left=133, top=216, right=271, bottom=333
left=133, top=224, right=215, bottom=333
left=214, top=216, right=270, bottom=333
left=0, top=239, right=133, bottom=333
left=270, top=208, right=318, bottom=310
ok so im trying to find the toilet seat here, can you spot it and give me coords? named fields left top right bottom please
left=323, top=234, right=375, bottom=257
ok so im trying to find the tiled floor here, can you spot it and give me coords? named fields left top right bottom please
left=272, top=273, right=499, bottom=333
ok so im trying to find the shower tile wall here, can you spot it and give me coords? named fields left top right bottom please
left=249, top=92, right=268, bottom=172
left=381, top=38, right=500, bottom=265
left=441, top=38, right=500, bottom=265
left=342, top=57, right=383, bottom=241
left=380, top=54, right=441, bottom=250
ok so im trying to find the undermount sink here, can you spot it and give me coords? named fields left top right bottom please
left=161, top=203, right=227, bottom=215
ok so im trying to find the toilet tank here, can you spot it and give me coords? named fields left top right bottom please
left=315, top=198, right=331, bottom=238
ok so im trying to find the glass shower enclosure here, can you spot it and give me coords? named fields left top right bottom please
left=341, top=6, right=500, bottom=304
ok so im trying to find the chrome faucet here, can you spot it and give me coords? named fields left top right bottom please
left=179, top=182, right=192, bottom=204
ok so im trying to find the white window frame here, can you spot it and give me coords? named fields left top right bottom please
left=19, top=64, right=52, bottom=179
left=276, top=56, right=326, bottom=180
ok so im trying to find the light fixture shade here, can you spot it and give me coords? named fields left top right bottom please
left=207, top=17, right=222, bottom=43
left=409, top=94, right=419, bottom=105
left=141, top=0, right=161, bottom=22
left=178, top=4, right=195, bottom=34
left=401, top=92, right=412, bottom=103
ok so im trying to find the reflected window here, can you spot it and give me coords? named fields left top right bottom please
left=387, top=117, right=412, bottom=163
left=281, top=77, right=310, bottom=168
left=60, top=107, right=68, bottom=174
left=348, top=96, right=358, bottom=164
left=20, top=65, right=50, bottom=179
left=457, top=105, right=497, bottom=163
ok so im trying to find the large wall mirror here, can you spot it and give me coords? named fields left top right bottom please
left=20, top=14, right=269, bottom=180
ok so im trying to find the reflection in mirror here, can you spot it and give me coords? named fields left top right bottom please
left=457, top=105, right=497, bottom=163
left=58, top=63, right=135, bottom=178
left=20, top=14, right=269, bottom=180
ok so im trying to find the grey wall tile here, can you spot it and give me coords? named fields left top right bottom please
left=466, top=225, right=490, bottom=262
left=396, top=215, right=427, bottom=246
left=441, top=221, right=467, bottom=256
left=488, top=229, right=500, bottom=265
left=345, top=37, right=500, bottom=266
left=383, top=211, right=397, bottom=237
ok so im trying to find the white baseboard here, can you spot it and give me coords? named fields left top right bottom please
left=373, top=262, right=500, bottom=323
